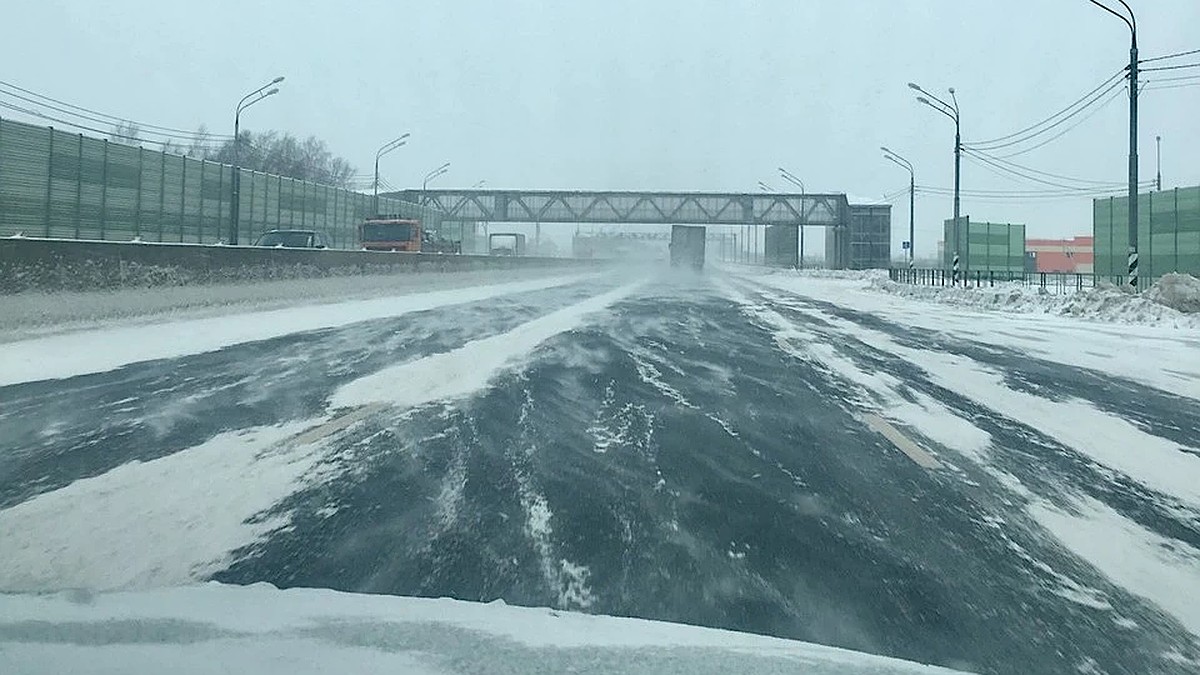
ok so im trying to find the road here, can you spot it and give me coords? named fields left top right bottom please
left=1, top=268, right=1198, bottom=674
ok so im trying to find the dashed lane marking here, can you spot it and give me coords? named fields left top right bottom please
left=861, top=413, right=942, bottom=470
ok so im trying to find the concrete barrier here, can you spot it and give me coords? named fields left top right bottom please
left=0, top=238, right=595, bottom=293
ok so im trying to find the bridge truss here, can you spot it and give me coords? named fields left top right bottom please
left=387, top=189, right=849, bottom=227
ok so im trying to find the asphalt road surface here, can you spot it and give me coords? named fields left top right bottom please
left=2, top=270, right=1198, bottom=675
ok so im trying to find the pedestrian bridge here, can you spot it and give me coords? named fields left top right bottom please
left=387, top=189, right=849, bottom=227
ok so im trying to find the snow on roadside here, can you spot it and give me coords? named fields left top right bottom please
left=870, top=276, right=1200, bottom=328
left=743, top=267, right=1200, bottom=328
left=0, top=273, right=594, bottom=388
left=743, top=270, right=1200, bottom=402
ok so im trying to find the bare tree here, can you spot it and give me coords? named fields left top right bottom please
left=185, top=124, right=211, bottom=159
left=109, top=120, right=142, bottom=146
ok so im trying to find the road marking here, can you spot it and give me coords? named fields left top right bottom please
left=288, top=403, right=390, bottom=447
left=860, top=414, right=942, bottom=470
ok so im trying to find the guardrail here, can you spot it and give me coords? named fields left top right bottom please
left=0, top=237, right=595, bottom=294
left=887, top=268, right=1130, bottom=294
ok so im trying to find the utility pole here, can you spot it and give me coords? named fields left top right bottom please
left=1089, top=0, right=1139, bottom=288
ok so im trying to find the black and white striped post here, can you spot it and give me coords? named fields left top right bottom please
left=952, top=253, right=960, bottom=285
left=1128, top=249, right=1138, bottom=289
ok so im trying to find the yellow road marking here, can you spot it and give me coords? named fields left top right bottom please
left=861, top=414, right=942, bottom=470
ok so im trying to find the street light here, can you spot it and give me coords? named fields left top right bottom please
left=1089, top=0, right=1139, bottom=288
left=1156, top=135, right=1162, bottom=191
left=374, top=132, right=411, bottom=215
left=421, top=162, right=450, bottom=205
left=230, top=76, right=284, bottom=244
left=472, top=179, right=486, bottom=189
left=881, top=147, right=915, bottom=271
left=910, top=80, right=961, bottom=282
left=757, top=181, right=776, bottom=192
left=779, top=167, right=806, bottom=268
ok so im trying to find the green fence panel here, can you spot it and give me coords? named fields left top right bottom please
left=0, top=115, right=441, bottom=248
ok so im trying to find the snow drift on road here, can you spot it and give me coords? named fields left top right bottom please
left=0, top=583, right=968, bottom=675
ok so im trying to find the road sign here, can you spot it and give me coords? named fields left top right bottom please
left=902, top=241, right=911, bottom=250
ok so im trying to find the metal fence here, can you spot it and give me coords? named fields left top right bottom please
left=0, top=116, right=441, bottom=248
left=888, top=267, right=1121, bottom=294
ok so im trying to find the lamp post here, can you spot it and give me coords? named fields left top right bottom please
left=1155, top=135, right=1161, bottom=191
left=374, top=132, right=411, bottom=215
left=779, top=167, right=806, bottom=268
left=1088, top=0, right=1139, bottom=287
left=881, top=147, right=915, bottom=270
left=230, top=76, right=284, bottom=245
left=421, top=162, right=450, bottom=206
left=909, top=81, right=960, bottom=282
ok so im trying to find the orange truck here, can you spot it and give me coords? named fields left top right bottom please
left=360, top=217, right=461, bottom=254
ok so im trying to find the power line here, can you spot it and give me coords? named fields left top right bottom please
left=0, top=79, right=231, bottom=140
left=989, top=85, right=1125, bottom=158
left=0, top=87, right=222, bottom=144
left=963, top=149, right=1112, bottom=191
left=0, top=99, right=224, bottom=151
left=966, top=148, right=1127, bottom=187
left=963, top=69, right=1123, bottom=148
left=1139, top=47, right=1200, bottom=64
left=1141, top=62, right=1200, bottom=73
left=964, top=77, right=1124, bottom=151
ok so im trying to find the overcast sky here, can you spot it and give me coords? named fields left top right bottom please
left=3, top=0, right=1198, bottom=256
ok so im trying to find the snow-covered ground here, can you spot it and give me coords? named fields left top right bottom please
left=744, top=269, right=1200, bottom=400
left=0, top=584, right=966, bottom=674
left=863, top=270, right=1200, bottom=328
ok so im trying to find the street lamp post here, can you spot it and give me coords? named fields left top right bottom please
left=1156, top=135, right=1161, bottom=191
left=374, top=133, right=411, bottom=215
left=1088, top=0, right=1139, bottom=288
left=421, top=162, right=450, bottom=206
left=779, top=168, right=806, bottom=268
left=909, top=81, right=961, bottom=282
left=230, top=76, right=284, bottom=245
left=881, top=147, right=915, bottom=271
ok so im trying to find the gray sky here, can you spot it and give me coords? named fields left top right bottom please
left=4, top=0, right=1198, bottom=256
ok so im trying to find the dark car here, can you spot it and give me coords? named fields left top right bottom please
left=252, top=229, right=330, bottom=249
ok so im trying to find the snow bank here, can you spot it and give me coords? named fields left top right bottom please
left=0, top=584, right=967, bottom=674
left=867, top=274, right=1200, bottom=328
left=0, top=273, right=595, bottom=387
left=1146, top=273, right=1200, bottom=314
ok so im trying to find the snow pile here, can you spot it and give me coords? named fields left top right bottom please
left=0, top=583, right=968, bottom=674
left=1145, top=273, right=1200, bottom=314
left=867, top=275, right=1200, bottom=328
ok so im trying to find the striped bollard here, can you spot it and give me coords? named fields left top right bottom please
left=1128, top=249, right=1138, bottom=290
left=952, top=254, right=960, bottom=286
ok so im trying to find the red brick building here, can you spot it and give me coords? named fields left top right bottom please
left=1026, top=236, right=1094, bottom=273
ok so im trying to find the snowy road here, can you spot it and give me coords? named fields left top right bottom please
left=2, top=269, right=1198, bottom=674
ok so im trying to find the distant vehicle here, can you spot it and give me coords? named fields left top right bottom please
left=489, top=232, right=527, bottom=256
left=361, top=217, right=461, bottom=253
left=669, top=225, right=706, bottom=270
left=361, top=217, right=420, bottom=252
left=252, top=229, right=330, bottom=249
